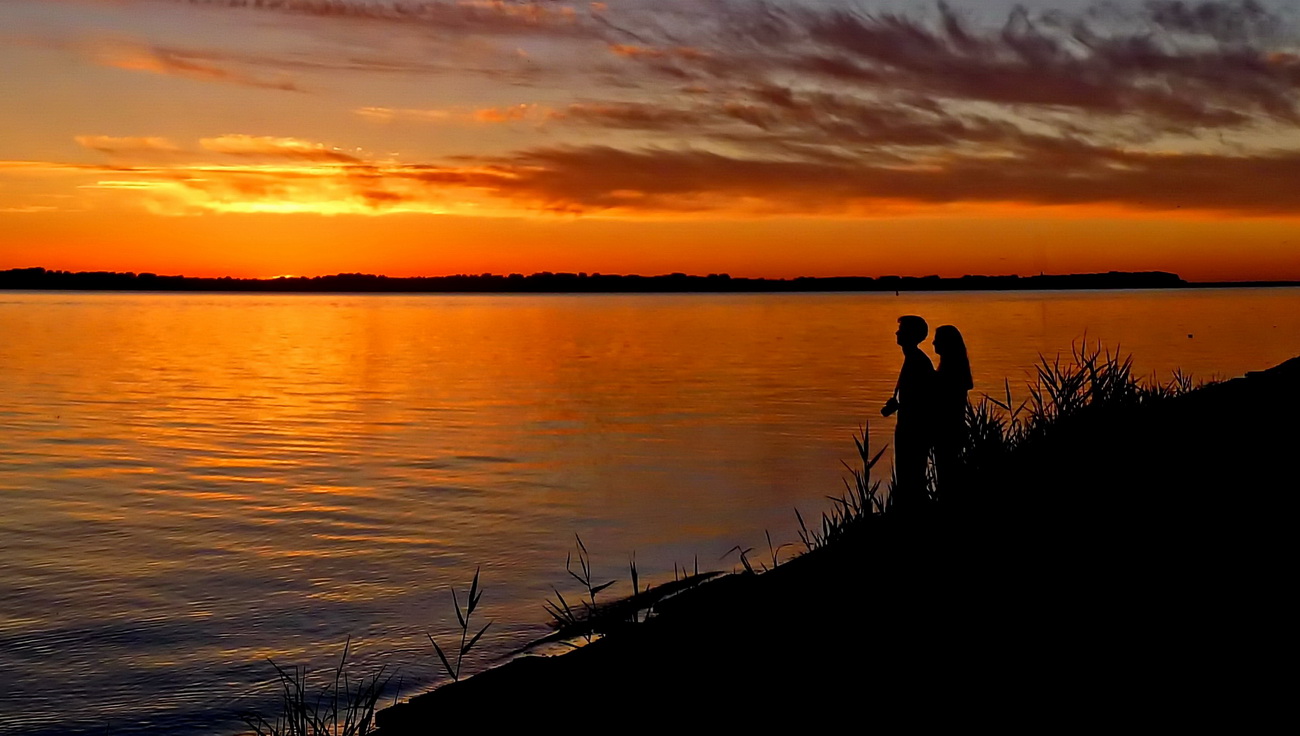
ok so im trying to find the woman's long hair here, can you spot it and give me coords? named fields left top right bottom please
left=935, top=325, right=973, bottom=391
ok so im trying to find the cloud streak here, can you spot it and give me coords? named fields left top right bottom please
left=90, top=40, right=303, bottom=90
left=13, top=132, right=1300, bottom=219
left=75, top=136, right=180, bottom=154
left=161, top=0, right=591, bottom=37
left=200, top=135, right=362, bottom=162
left=458, top=143, right=1300, bottom=216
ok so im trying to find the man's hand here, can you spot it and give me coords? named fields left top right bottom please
left=881, top=397, right=899, bottom=417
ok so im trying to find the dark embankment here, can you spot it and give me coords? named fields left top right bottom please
left=376, top=356, right=1298, bottom=730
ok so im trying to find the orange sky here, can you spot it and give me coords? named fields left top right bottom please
left=2, top=0, right=1298, bottom=281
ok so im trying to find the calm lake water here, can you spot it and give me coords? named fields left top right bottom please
left=2, top=288, right=1297, bottom=734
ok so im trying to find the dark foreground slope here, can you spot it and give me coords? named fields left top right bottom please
left=376, top=357, right=1299, bottom=731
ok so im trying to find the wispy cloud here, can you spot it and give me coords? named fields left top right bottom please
left=155, top=0, right=591, bottom=37
left=355, top=105, right=545, bottom=124
left=355, top=107, right=453, bottom=123
left=472, top=104, right=541, bottom=123
left=199, top=135, right=362, bottom=163
left=75, top=135, right=180, bottom=154
left=90, top=40, right=303, bottom=90
left=607, top=44, right=709, bottom=61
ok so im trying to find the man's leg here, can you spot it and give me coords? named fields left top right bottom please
left=894, top=428, right=927, bottom=512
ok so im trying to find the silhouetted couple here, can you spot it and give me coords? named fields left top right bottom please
left=881, top=316, right=972, bottom=512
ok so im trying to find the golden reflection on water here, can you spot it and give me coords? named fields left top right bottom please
left=0, top=288, right=1297, bottom=733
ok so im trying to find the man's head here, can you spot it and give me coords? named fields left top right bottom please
left=896, top=315, right=928, bottom=347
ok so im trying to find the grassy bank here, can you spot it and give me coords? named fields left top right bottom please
left=247, top=347, right=1300, bottom=732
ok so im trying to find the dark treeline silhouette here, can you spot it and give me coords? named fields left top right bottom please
left=0, top=267, right=1202, bottom=293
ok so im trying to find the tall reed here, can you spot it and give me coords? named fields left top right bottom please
left=796, top=425, right=887, bottom=551
left=964, top=341, right=1200, bottom=459
left=427, top=567, right=491, bottom=684
left=797, top=342, right=1201, bottom=549
left=241, top=638, right=391, bottom=736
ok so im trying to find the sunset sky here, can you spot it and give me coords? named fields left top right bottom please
left=2, top=0, right=1298, bottom=280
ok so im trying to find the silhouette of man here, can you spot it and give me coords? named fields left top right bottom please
left=882, top=315, right=935, bottom=512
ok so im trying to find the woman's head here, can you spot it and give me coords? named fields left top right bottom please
left=933, top=325, right=966, bottom=357
left=934, top=325, right=973, bottom=391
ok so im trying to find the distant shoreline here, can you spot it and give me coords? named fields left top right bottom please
left=2, top=267, right=1298, bottom=294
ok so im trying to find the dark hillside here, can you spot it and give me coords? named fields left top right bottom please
left=375, top=356, right=1298, bottom=730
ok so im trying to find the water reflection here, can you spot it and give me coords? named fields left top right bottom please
left=0, top=289, right=1297, bottom=734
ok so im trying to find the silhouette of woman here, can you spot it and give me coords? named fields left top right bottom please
left=932, top=325, right=972, bottom=498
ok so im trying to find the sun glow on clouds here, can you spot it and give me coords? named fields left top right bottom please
left=83, top=163, right=511, bottom=217
left=199, top=135, right=364, bottom=163
left=25, top=135, right=1300, bottom=222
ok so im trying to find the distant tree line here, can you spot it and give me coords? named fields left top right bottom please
left=0, top=267, right=1206, bottom=293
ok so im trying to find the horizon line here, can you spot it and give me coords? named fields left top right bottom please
left=5, top=266, right=1300, bottom=286
left=4, top=268, right=1299, bottom=294
left=0, top=265, right=1195, bottom=281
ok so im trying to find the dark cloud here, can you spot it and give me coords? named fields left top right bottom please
left=550, top=102, right=714, bottom=130
left=795, top=2, right=1297, bottom=126
left=594, top=1, right=1297, bottom=131
left=536, top=87, right=1095, bottom=160
left=457, top=142, right=1300, bottom=216
left=1143, top=0, right=1279, bottom=42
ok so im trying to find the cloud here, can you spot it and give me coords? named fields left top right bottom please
left=90, top=40, right=303, bottom=90
left=354, top=105, right=544, bottom=124
left=16, top=133, right=1300, bottom=218
left=199, top=135, right=362, bottom=162
left=598, top=1, right=1299, bottom=130
left=81, top=2, right=1297, bottom=133
left=160, top=0, right=590, bottom=37
left=15, top=2, right=1300, bottom=222
left=608, top=44, right=708, bottom=61
left=355, top=107, right=453, bottom=123
left=457, top=142, right=1300, bottom=216
left=472, top=104, right=540, bottom=122
left=851, top=2, right=1300, bottom=125
left=546, top=102, right=710, bottom=130
left=74, top=135, right=180, bottom=154
left=521, top=91, right=1077, bottom=162
left=1143, top=0, right=1280, bottom=42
